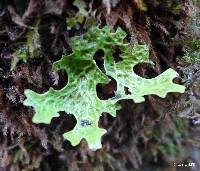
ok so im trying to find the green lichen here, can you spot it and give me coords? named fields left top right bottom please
left=24, top=26, right=185, bottom=150
left=11, top=27, right=41, bottom=70
left=66, top=0, right=87, bottom=29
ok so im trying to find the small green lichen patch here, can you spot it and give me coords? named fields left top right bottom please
left=66, top=0, right=88, bottom=29
left=11, top=27, right=41, bottom=70
left=24, top=26, right=185, bottom=150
